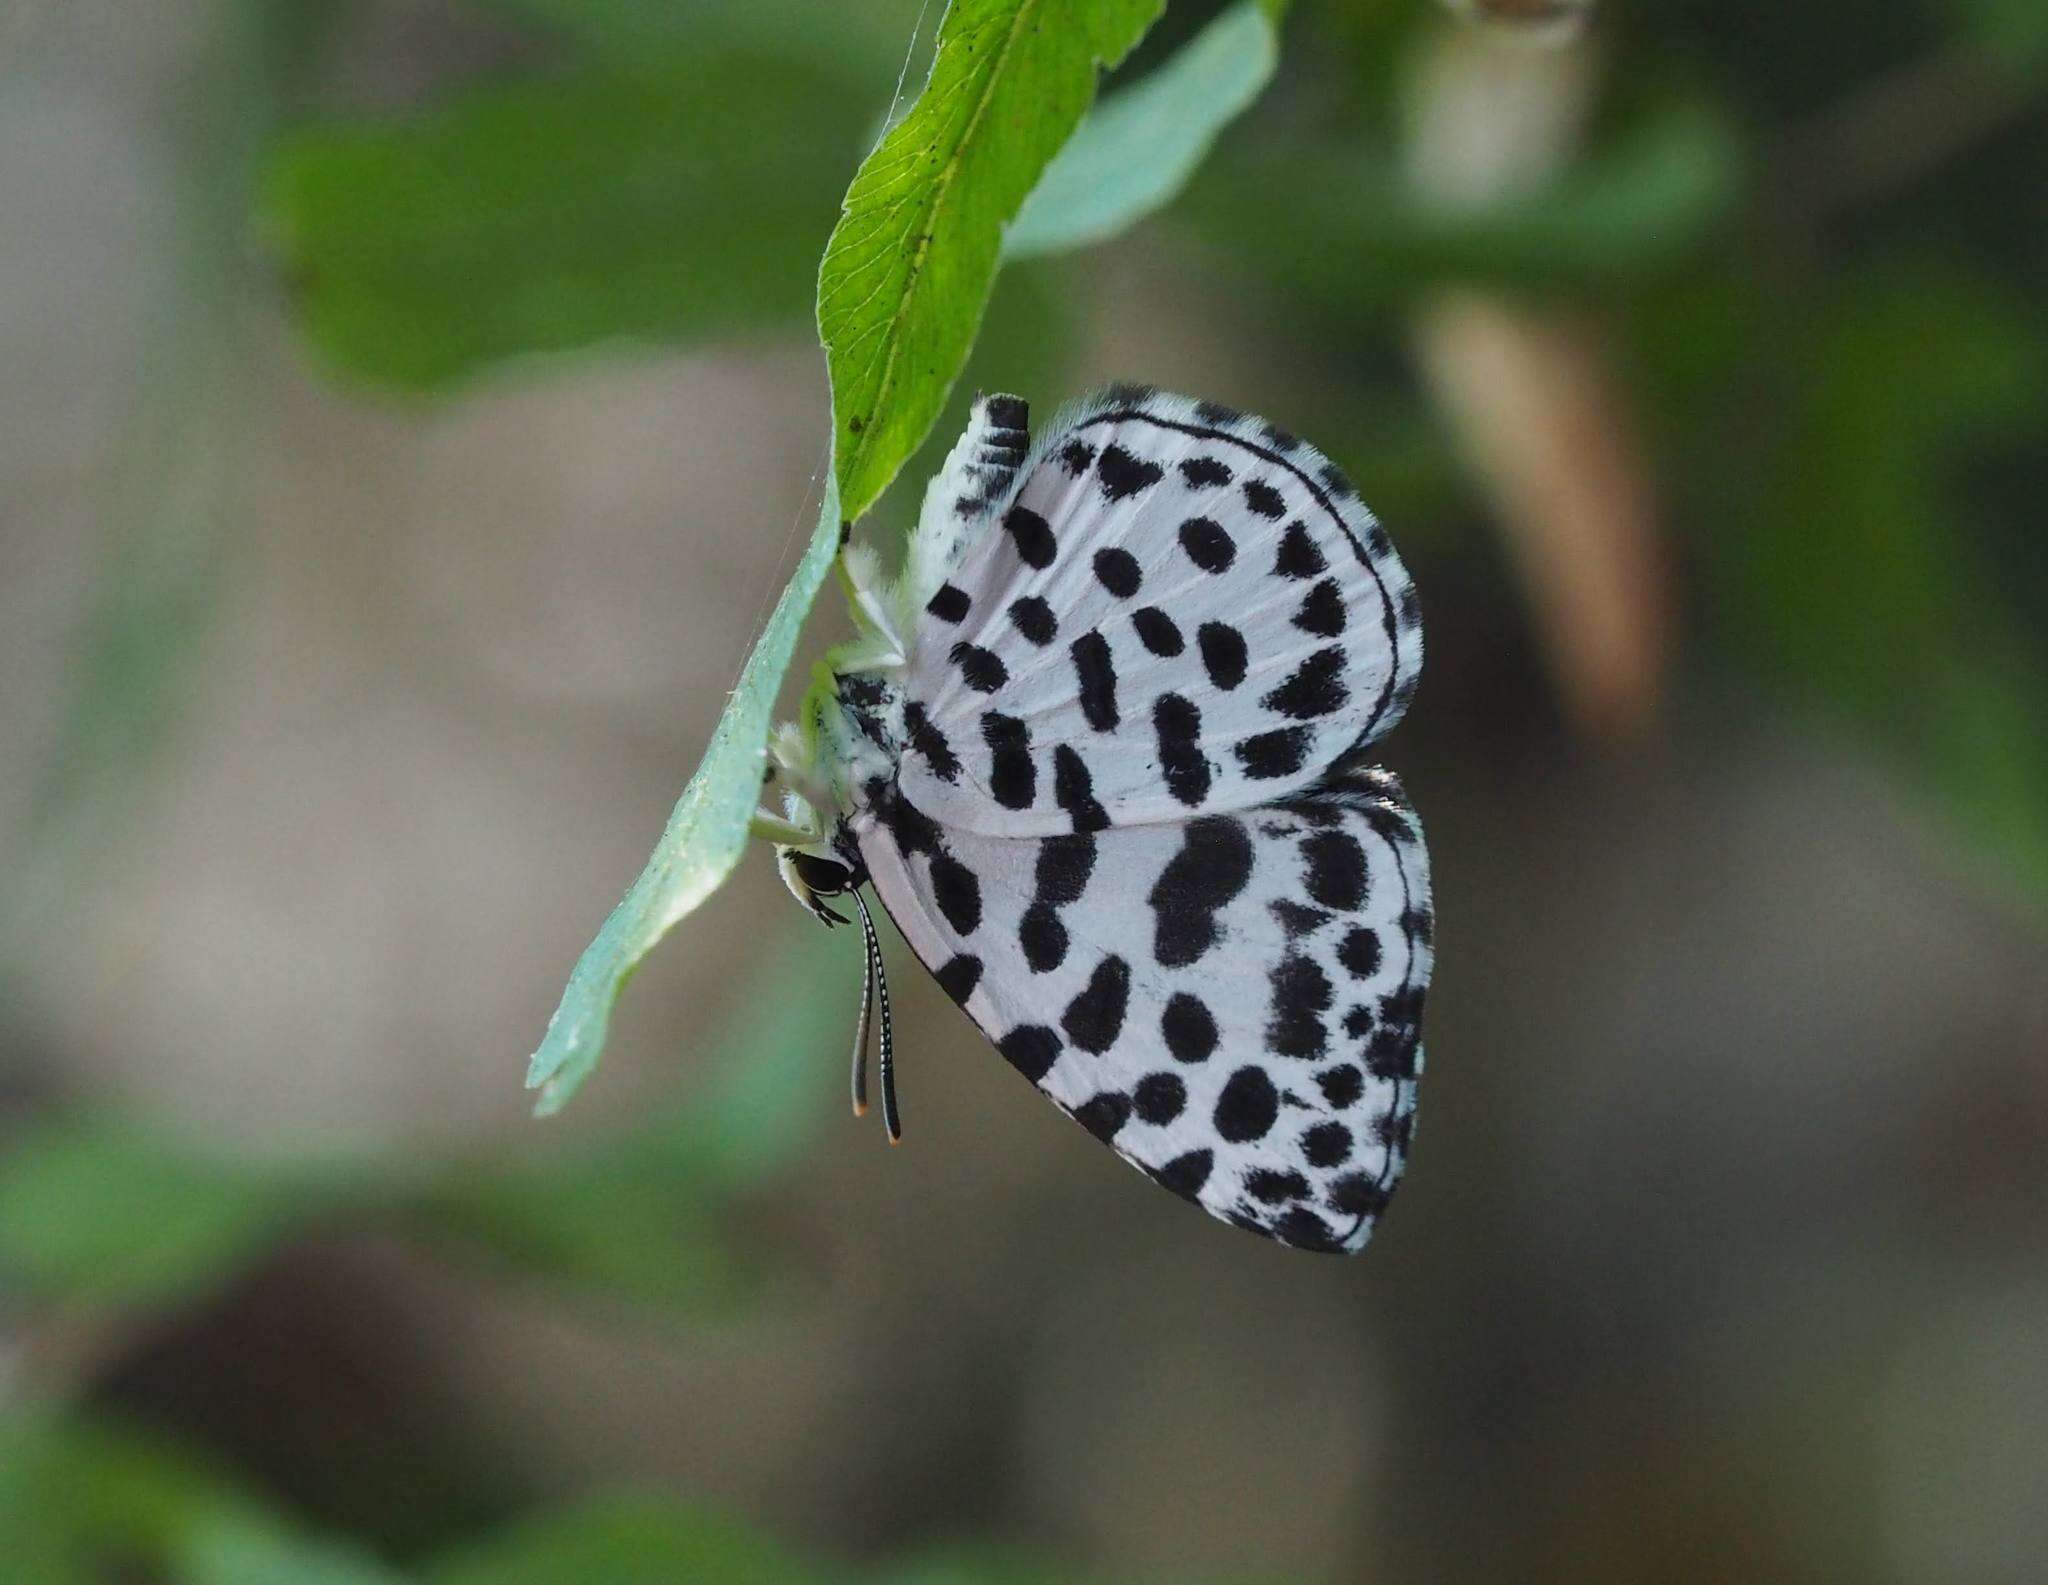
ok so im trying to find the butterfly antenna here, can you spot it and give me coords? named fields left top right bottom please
left=849, top=910, right=875, bottom=1118
left=852, top=889, right=900, bottom=1144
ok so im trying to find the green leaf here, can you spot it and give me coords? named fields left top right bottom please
left=524, top=476, right=842, bottom=1115
left=0, top=1122, right=318, bottom=1307
left=819, top=0, right=1166, bottom=519
left=1005, top=1, right=1285, bottom=261
left=177, top=1513, right=411, bottom=1585
left=427, top=1495, right=819, bottom=1585
left=259, top=54, right=868, bottom=391
left=0, top=1417, right=261, bottom=1583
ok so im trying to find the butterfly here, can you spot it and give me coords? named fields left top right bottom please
left=763, top=387, right=1432, bottom=1253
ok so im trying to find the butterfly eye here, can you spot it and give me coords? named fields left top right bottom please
left=788, top=852, right=854, bottom=897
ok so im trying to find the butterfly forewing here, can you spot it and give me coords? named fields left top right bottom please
left=897, top=390, right=1423, bottom=836
left=853, top=767, right=1432, bottom=1252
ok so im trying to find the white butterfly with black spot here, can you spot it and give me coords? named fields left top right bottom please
left=764, top=387, right=1432, bottom=1253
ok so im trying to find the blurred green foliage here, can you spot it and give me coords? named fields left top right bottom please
left=262, top=54, right=873, bottom=390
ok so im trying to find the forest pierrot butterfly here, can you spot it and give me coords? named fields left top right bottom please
left=764, top=388, right=1432, bottom=1253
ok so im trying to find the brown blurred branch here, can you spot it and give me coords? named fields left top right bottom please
left=1404, top=26, right=1675, bottom=738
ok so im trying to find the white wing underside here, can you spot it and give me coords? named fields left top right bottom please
left=895, top=390, right=1423, bottom=835
left=855, top=767, right=1431, bottom=1251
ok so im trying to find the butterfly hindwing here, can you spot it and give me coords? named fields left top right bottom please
left=853, top=766, right=1433, bottom=1252
left=895, top=389, right=1423, bottom=835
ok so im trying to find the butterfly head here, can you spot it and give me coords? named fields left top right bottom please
left=776, top=843, right=869, bottom=928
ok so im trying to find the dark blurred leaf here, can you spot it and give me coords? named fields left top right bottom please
left=820, top=0, right=1165, bottom=518
left=1193, top=98, right=1741, bottom=311
left=1954, top=0, right=2048, bottom=69
left=426, top=1495, right=819, bottom=1585
left=1724, top=264, right=2048, bottom=893
left=0, top=1122, right=324, bottom=1307
left=470, top=0, right=924, bottom=76
left=1005, top=0, right=1286, bottom=260
left=260, top=54, right=870, bottom=391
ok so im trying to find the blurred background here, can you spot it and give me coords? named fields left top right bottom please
left=4, top=1, right=2046, bottom=1581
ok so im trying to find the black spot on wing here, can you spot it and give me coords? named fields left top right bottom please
left=1293, top=578, right=1346, bottom=636
left=1146, top=816, right=1254, bottom=967
left=1302, top=829, right=1369, bottom=911
left=1261, top=647, right=1348, bottom=719
left=1267, top=952, right=1333, bottom=1059
left=983, top=394, right=1029, bottom=430
left=1097, top=443, right=1164, bottom=502
left=981, top=712, right=1034, bottom=809
left=1273, top=521, right=1326, bottom=579
left=1235, top=726, right=1312, bottom=780
left=1366, top=1024, right=1422, bottom=1082
left=1132, top=607, right=1184, bottom=656
left=1149, top=1148, right=1213, bottom=1201
left=1328, top=1171, right=1391, bottom=1220
left=926, top=583, right=971, bottom=622
left=1270, top=899, right=1331, bottom=939
left=1242, top=478, right=1285, bottom=519
left=929, top=854, right=982, bottom=936
left=1338, top=926, right=1382, bottom=978
left=903, top=701, right=959, bottom=783
left=1058, top=438, right=1096, bottom=476
left=1317, top=459, right=1357, bottom=500
left=1053, top=746, right=1110, bottom=833
left=1274, top=1207, right=1344, bottom=1251
left=1035, top=833, right=1096, bottom=906
left=1132, top=1071, right=1187, bottom=1126
left=1180, top=456, right=1233, bottom=488
left=1061, top=956, right=1130, bottom=1053
left=1317, top=1065, right=1364, bottom=1109
left=1302, top=1121, right=1352, bottom=1168
left=1004, top=505, right=1056, bottom=568
left=1260, top=421, right=1301, bottom=452
left=1193, top=399, right=1242, bottom=426
left=1073, top=1090, right=1132, bottom=1143
left=1020, top=906, right=1067, bottom=973
left=1153, top=693, right=1212, bottom=808
left=999, top=1024, right=1061, bottom=1083
left=1070, top=632, right=1119, bottom=731
left=1215, top=1066, right=1279, bottom=1142
left=1161, top=993, right=1218, bottom=1064
left=1247, top=1167, right=1310, bottom=1204
left=1093, top=546, right=1141, bottom=597
left=1008, top=595, right=1057, bottom=646
left=934, top=954, right=982, bottom=1006
left=950, top=642, right=1008, bottom=694
left=1179, top=516, right=1236, bottom=573
left=1197, top=622, right=1248, bottom=691
left=872, top=781, right=940, bottom=856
